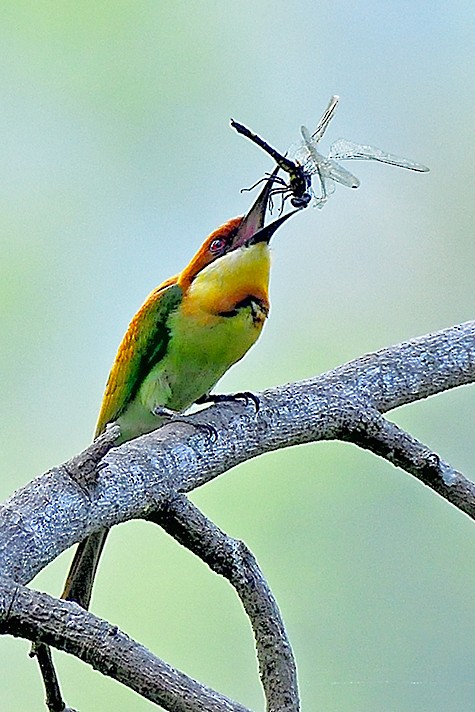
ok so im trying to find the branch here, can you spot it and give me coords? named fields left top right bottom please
left=0, top=577, right=252, bottom=712
left=0, top=321, right=474, bottom=708
left=340, top=408, right=475, bottom=517
left=1, top=321, right=473, bottom=586
left=149, top=495, right=299, bottom=712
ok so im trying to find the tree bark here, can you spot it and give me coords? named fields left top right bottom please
left=0, top=320, right=474, bottom=710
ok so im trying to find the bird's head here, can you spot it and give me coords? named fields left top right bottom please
left=178, top=168, right=299, bottom=291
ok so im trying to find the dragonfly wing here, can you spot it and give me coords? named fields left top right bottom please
left=311, top=170, right=335, bottom=209
left=290, top=141, right=308, bottom=165
left=292, top=125, right=320, bottom=167
left=310, top=95, right=340, bottom=143
left=293, top=98, right=339, bottom=164
left=329, top=138, right=429, bottom=172
left=299, top=125, right=359, bottom=188
left=323, top=158, right=360, bottom=188
left=297, top=144, right=324, bottom=176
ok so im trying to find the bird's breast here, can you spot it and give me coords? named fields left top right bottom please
left=181, top=241, right=271, bottom=320
left=128, top=242, right=272, bottom=425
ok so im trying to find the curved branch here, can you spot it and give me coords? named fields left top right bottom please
left=0, top=321, right=474, bottom=709
left=0, top=577, right=252, bottom=712
left=340, top=408, right=475, bottom=515
left=1, top=321, right=473, bottom=586
left=150, top=495, right=300, bottom=712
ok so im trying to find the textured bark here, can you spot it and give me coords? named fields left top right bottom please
left=152, top=495, right=300, bottom=712
left=0, top=577, right=251, bottom=712
left=0, top=320, right=474, bottom=711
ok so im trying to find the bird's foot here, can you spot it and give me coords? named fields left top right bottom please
left=196, top=391, right=260, bottom=412
left=152, top=406, right=217, bottom=440
left=153, top=405, right=181, bottom=420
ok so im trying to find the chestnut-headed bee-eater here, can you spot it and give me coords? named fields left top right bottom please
left=62, top=172, right=299, bottom=609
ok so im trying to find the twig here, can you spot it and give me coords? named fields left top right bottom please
left=63, top=424, right=121, bottom=490
left=149, top=495, right=299, bottom=712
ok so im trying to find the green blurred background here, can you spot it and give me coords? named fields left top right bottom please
left=1, top=2, right=474, bottom=711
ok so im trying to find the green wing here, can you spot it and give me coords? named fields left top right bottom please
left=95, top=281, right=183, bottom=436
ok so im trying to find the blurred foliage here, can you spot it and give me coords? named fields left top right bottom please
left=1, top=2, right=474, bottom=711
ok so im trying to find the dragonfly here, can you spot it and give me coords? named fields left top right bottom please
left=232, top=95, right=429, bottom=209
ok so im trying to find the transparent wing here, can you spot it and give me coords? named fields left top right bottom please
left=312, top=171, right=336, bottom=209
left=291, top=125, right=314, bottom=164
left=291, top=95, right=340, bottom=162
left=310, top=95, right=340, bottom=143
left=319, top=158, right=360, bottom=188
left=288, top=95, right=428, bottom=210
left=300, top=126, right=360, bottom=188
left=329, top=138, right=429, bottom=172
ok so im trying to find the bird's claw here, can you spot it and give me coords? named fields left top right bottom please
left=194, top=422, right=218, bottom=441
left=232, top=391, right=260, bottom=411
left=152, top=406, right=217, bottom=441
left=197, top=391, right=260, bottom=412
left=153, top=406, right=178, bottom=419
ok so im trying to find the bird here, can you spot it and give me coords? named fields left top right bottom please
left=61, top=170, right=300, bottom=610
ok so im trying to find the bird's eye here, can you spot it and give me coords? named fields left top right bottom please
left=209, top=237, right=226, bottom=254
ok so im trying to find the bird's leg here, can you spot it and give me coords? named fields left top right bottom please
left=152, top=406, right=217, bottom=439
left=196, top=391, right=260, bottom=412
left=153, top=405, right=183, bottom=420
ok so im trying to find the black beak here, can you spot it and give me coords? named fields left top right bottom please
left=231, top=167, right=301, bottom=249
left=246, top=207, right=300, bottom=245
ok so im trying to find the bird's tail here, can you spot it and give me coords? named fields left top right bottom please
left=61, top=528, right=109, bottom=609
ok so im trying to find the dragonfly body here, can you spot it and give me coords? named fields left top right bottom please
left=230, top=119, right=312, bottom=208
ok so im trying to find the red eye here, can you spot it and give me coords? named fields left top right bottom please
left=209, top=237, right=226, bottom=254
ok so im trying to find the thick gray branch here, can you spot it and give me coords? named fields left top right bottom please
left=0, top=321, right=474, bottom=710
left=1, top=320, right=474, bottom=586
left=150, top=495, right=299, bottom=712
